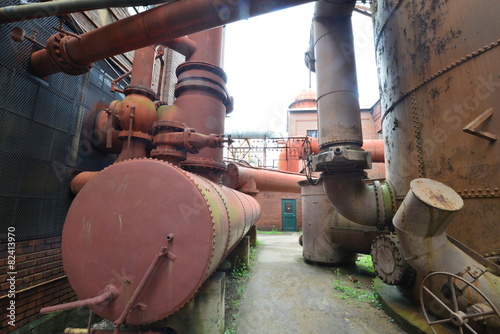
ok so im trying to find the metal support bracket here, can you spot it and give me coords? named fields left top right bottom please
left=463, top=108, right=497, bottom=142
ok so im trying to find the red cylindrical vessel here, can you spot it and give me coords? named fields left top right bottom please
left=62, top=159, right=260, bottom=325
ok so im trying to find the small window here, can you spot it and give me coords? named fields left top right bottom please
left=284, top=202, right=294, bottom=213
left=306, top=130, right=318, bottom=138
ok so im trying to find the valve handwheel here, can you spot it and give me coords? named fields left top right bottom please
left=420, top=272, right=500, bottom=334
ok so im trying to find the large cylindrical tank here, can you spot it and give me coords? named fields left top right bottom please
left=373, top=0, right=500, bottom=256
left=61, top=159, right=260, bottom=324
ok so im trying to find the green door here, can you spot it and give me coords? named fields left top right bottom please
left=282, top=199, right=296, bottom=231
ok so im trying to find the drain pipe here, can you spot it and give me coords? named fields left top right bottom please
left=28, top=0, right=314, bottom=78
left=311, top=0, right=394, bottom=228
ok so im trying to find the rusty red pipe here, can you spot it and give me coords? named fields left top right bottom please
left=0, top=0, right=173, bottom=24
left=226, top=162, right=307, bottom=194
left=29, top=0, right=314, bottom=78
left=40, top=285, right=119, bottom=314
left=151, top=27, right=231, bottom=177
left=129, top=46, right=157, bottom=88
left=161, top=37, right=198, bottom=58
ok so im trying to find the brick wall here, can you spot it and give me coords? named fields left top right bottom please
left=254, top=192, right=302, bottom=231
left=0, top=237, right=76, bottom=333
left=288, top=111, right=317, bottom=137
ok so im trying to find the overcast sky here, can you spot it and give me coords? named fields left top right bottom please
left=222, top=3, right=378, bottom=137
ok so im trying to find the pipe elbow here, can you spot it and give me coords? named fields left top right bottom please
left=71, top=171, right=99, bottom=195
left=322, top=171, right=393, bottom=228
left=393, top=178, right=466, bottom=275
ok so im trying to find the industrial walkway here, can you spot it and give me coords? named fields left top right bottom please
left=236, top=233, right=407, bottom=334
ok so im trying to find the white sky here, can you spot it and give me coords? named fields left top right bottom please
left=222, top=3, right=378, bottom=137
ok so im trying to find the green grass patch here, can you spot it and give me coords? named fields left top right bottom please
left=332, top=279, right=380, bottom=307
left=356, top=254, right=376, bottom=275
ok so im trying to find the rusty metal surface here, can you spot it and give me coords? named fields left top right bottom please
left=62, top=159, right=260, bottom=325
left=313, top=1, right=362, bottom=151
left=300, top=179, right=389, bottom=264
left=226, top=162, right=307, bottom=194
left=129, top=46, right=157, bottom=89
left=393, top=180, right=500, bottom=331
left=0, top=0, right=173, bottom=23
left=374, top=0, right=500, bottom=254
left=300, top=180, right=355, bottom=264
left=28, top=0, right=314, bottom=77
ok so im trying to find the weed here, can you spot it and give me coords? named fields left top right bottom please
left=332, top=275, right=381, bottom=308
left=224, top=239, right=260, bottom=333
left=356, top=254, right=376, bottom=275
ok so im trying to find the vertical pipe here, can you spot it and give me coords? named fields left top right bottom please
left=314, top=1, right=362, bottom=151
left=129, top=46, right=156, bottom=88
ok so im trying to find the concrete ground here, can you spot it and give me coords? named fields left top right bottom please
left=236, top=232, right=407, bottom=334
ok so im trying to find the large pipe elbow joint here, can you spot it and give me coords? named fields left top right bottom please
left=394, top=179, right=500, bottom=328
left=322, top=170, right=394, bottom=229
left=393, top=178, right=467, bottom=276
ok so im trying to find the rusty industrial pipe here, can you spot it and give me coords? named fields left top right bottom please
left=322, top=171, right=393, bottom=228
left=309, top=0, right=393, bottom=229
left=313, top=0, right=362, bottom=152
left=28, top=0, right=314, bottom=78
left=393, top=179, right=500, bottom=330
left=0, top=0, right=174, bottom=24
left=161, top=37, right=198, bottom=59
left=225, top=162, right=307, bottom=194
left=71, top=45, right=159, bottom=194
left=40, top=285, right=119, bottom=314
left=151, top=27, right=232, bottom=178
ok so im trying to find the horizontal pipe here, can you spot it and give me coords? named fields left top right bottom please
left=29, top=0, right=314, bottom=77
left=226, top=162, right=307, bottom=194
left=0, top=0, right=174, bottom=24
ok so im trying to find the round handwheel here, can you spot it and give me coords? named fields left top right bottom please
left=420, top=272, right=500, bottom=334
